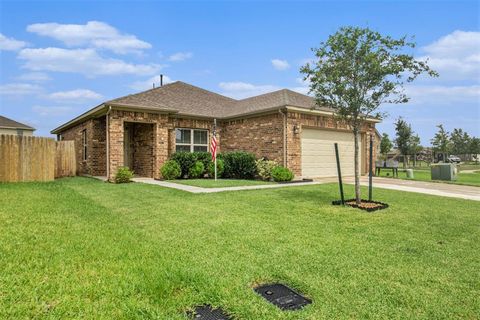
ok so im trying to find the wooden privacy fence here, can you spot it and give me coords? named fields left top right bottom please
left=0, top=135, right=76, bottom=182
left=55, top=140, right=76, bottom=178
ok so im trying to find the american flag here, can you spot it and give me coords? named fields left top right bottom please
left=211, top=121, right=218, bottom=161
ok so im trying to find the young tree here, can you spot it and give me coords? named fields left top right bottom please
left=469, top=137, right=480, bottom=163
left=431, top=124, right=451, bottom=162
left=409, top=134, right=422, bottom=167
left=450, top=128, right=470, bottom=159
left=380, top=133, right=393, bottom=160
left=301, top=26, right=436, bottom=204
left=394, top=117, right=413, bottom=168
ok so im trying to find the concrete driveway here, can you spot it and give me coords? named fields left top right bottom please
left=340, top=176, right=480, bottom=201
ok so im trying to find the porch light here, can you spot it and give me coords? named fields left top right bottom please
left=293, top=125, right=299, bottom=134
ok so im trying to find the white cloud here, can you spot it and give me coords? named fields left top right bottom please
left=16, top=72, right=51, bottom=82
left=168, top=52, right=193, bottom=62
left=47, top=89, right=103, bottom=102
left=404, top=84, right=480, bottom=106
left=32, top=106, right=72, bottom=116
left=219, top=82, right=280, bottom=99
left=27, top=21, right=151, bottom=54
left=271, top=59, right=290, bottom=70
left=0, top=33, right=27, bottom=51
left=18, top=47, right=161, bottom=76
left=418, top=30, right=480, bottom=81
left=129, top=75, right=173, bottom=91
left=0, top=83, right=42, bottom=96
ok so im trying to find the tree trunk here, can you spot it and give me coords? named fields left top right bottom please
left=413, top=153, right=416, bottom=167
left=403, top=154, right=407, bottom=168
left=354, top=128, right=361, bottom=205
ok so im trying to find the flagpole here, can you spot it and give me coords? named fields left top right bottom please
left=214, top=118, right=217, bottom=181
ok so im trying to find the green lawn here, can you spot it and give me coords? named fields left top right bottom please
left=1, top=177, right=479, bottom=319
left=377, top=169, right=480, bottom=186
left=170, top=179, right=274, bottom=188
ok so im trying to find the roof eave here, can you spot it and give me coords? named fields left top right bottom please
left=0, top=126, right=35, bottom=131
left=286, top=106, right=382, bottom=123
left=51, top=103, right=181, bottom=134
left=51, top=103, right=107, bottom=134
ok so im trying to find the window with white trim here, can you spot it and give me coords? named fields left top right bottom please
left=82, top=129, right=87, bottom=161
left=175, top=128, right=208, bottom=152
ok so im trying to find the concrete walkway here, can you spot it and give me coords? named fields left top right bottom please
left=131, top=177, right=323, bottom=194
left=112, top=176, right=478, bottom=201
left=340, top=176, right=480, bottom=201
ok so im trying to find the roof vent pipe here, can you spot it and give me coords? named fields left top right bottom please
left=160, top=74, right=163, bottom=87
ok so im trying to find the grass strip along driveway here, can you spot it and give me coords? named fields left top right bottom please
left=377, top=168, right=480, bottom=186
left=1, top=177, right=479, bottom=319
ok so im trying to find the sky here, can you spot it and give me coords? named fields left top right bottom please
left=0, top=0, right=479, bottom=145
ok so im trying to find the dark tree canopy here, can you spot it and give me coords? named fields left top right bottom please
left=431, top=124, right=451, bottom=154
left=380, top=133, right=393, bottom=159
left=394, top=117, right=413, bottom=167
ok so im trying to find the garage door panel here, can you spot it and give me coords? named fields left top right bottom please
left=301, top=129, right=355, bottom=178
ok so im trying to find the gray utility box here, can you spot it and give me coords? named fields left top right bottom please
left=431, top=163, right=458, bottom=181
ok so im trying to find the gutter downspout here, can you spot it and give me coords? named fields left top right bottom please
left=279, top=109, right=287, bottom=167
left=106, top=106, right=112, bottom=181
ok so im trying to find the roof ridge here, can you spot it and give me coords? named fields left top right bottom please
left=174, top=81, right=237, bottom=101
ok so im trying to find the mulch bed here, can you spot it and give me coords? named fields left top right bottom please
left=332, top=199, right=389, bottom=212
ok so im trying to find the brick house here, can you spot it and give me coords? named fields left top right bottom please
left=51, top=81, right=380, bottom=181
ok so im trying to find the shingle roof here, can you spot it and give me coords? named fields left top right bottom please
left=0, top=115, right=35, bottom=130
left=106, top=81, right=324, bottom=118
left=52, top=81, right=339, bottom=134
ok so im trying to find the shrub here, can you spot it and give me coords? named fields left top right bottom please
left=170, top=152, right=196, bottom=178
left=221, top=151, right=257, bottom=179
left=194, top=152, right=213, bottom=170
left=170, top=152, right=213, bottom=178
left=207, top=159, right=225, bottom=178
left=188, top=161, right=205, bottom=179
left=255, top=158, right=279, bottom=181
left=115, top=167, right=134, bottom=183
left=271, top=166, right=294, bottom=182
left=160, top=160, right=181, bottom=180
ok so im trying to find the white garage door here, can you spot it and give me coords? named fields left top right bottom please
left=301, top=128, right=356, bottom=178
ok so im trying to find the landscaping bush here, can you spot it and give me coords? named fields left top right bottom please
left=255, top=158, right=279, bottom=181
left=115, top=167, right=134, bottom=183
left=271, top=166, right=294, bottom=182
left=221, top=151, right=257, bottom=179
left=207, top=159, right=225, bottom=178
left=170, top=152, right=213, bottom=178
left=170, top=152, right=196, bottom=178
left=194, top=152, right=213, bottom=170
left=188, top=161, right=205, bottom=179
left=160, top=160, right=181, bottom=180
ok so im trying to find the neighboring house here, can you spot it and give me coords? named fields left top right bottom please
left=0, top=115, right=35, bottom=136
left=51, top=81, right=380, bottom=181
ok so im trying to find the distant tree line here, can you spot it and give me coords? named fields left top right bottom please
left=379, top=119, right=480, bottom=167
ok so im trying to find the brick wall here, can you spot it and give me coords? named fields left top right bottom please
left=60, top=116, right=106, bottom=176
left=220, top=113, right=284, bottom=163
left=92, top=117, right=106, bottom=176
